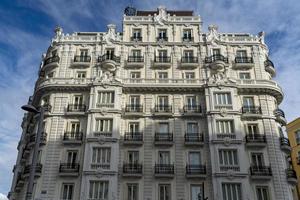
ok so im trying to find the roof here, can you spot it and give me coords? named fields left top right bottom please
left=136, top=10, right=193, bottom=16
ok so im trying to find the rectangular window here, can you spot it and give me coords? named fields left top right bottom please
left=91, top=147, right=111, bottom=169
left=158, top=123, right=169, bottom=133
left=158, top=96, right=169, bottom=106
left=97, top=92, right=114, bottom=107
left=187, top=122, right=198, bottom=134
left=159, top=184, right=171, bottom=200
left=251, top=153, right=265, bottom=166
left=128, top=183, right=138, bottom=200
left=183, top=29, right=192, bottom=40
left=295, top=130, right=300, bottom=144
left=184, top=50, right=193, bottom=58
left=130, top=72, right=141, bottom=83
left=222, top=183, right=242, bottom=200
left=61, top=183, right=74, bottom=200
left=158, top=29, right=167, bottom=39
left=158, top=72, right=168, bottom=83
left=256, top=186, right=270, bottom=200
left=236, top=50, right=247, bottom=58
left=132, top=29, right=141, bottom=39
left=66, top=151, right=77, bottom=164
left=76, top=71, right=86, bottom=79
left=247, top=124, right=259, bottom=135
left=73, top=95, right=83, bottom=106
left=212, top=49, right=220, bottom=55
left=216, top=120, right=234, bottom=134
left=129, top=122, right=139, bottom=133
left=186, top=96, right=197, bottom=108
left=191, top=184, right=203, bottom=200
left=157, top=50, right=168, bottom=62
left=128, top=151, right=139, bottom=164
left=188, top=152, right=201, bottom=165
left=185, top=72, right=195, bottom=80
left=239, top=72, right=250, bottom=79
left=214, top=93, right=232, bottom=107
left=89, top=181, right=109, bottom=200
left=106, top=49, right=114, bottom=59
left=158, top=151, right=170, bottom=164
left=95, top=119, right=113, bottom=135
left=132, top=50, right=141, bottom=57
left=219, top=149, right=239, bottom=171
left=69, top=122, right=80, bottom=133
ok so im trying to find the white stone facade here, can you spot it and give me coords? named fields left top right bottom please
left=8, top=6, right=295, bottom=200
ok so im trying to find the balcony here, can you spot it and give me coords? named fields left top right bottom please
left=181, top=105, right=203, bottom=116
left=23, top=163, right=43, bottom=178
left=123, top=132, right=143, bottom=145
left=152, top=105, right=173, bottom=116
left=122, top=163, right=143, bottom=177
left=157, top=36, right=168, bottom=42
left=97, top=54, right=120, bottom=71
left=184, top=133, right=204, bottom=146
left=280, top=137, right=291, bottom=153
left=28, top=133, right=47, bottom=147
left=233, top=57, right=254, bottom=69
left=43, top=56, right=60, bottom=70
left=131, top=36, right=142, bottom=42
left=153, top=56, right=171, bottom=68
left=220, top=165, right=240, bottom=172
left=94, top=131, right=112, bottom=137
left=205, top=54, right=229, bottom=70
left=96, top=103, right=114, bottom=108
left=66, top=104, right=86, bottom=114
left=186, top=164, right=206, bottom=178
left=15, top=174, right=25, bottom=192
left=245, top=134, right=267, bottom=148
left=286, top=169, right=297, bottom=185
left=126, top=56, right=144, bottom=68
left=123, top=104, right=143, bottom=117
left=241, top=106, right=262, bottom=119
left=249, top=166, right=272, bottom=180
left=154, top=164, right=174, bottom=178
left=59, top=163, right=80, bottom=176
left=70, top=55, right=91, bottom=67
left=274, top=108, right=287, bottom=126
left=180, top=56, right=198, bottom=68
left=154, top=132, right=173, bottom=146
left=62, top=132, right=83, bottom=144
left=265, top=59, right=276, bottom=77
left=90, top=163, right=110, bottom=170
left=182, top=37, right=194, bottom=42
left=216, top=133, right=236, bottom=140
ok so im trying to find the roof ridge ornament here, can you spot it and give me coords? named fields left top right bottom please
left=207, top=24, right=220, bottom=44
left=258, top=31, right=265, bottom=45
left=154, top=6, right=168, bottom=25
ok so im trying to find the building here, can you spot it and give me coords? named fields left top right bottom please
left=287, top=117, right=300, bottom=199
left=8, top=6, right=296, bottom=200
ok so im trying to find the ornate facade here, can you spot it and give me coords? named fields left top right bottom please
left=8, top=6, right=295, bottom=200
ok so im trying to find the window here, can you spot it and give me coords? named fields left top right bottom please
left=184, top=50, right=193, bottom=58
left=69, top=122, right=80, bottom=133
left=132, top=50, right=141, bottom=57
left=191, top=185, right=203, bottom=200
left=47, top=71, right=55, bottom=78
left=158, top=29, right=167, bottom=40
left=128, top=151, right=139, bottom=164
left=222, top=183, right=242, bottom=200
left=158, top=72, right=168, bottom=82
left=61, top=183, right=74, bottom=200
left=95, top=119, right=113, bottom=135
left=188, top=152, right=201, bottom=165
left=158, top=151, right=170, bottom=164
left=129, top=122, right=139, bottom=133
left=80, top=49, right=88, bottom=57
left=216, top=120, right=234, bottom=134
left=130, top=96, right=140, bottom=106
left=251, top=153, right=264, bottom=166
left=97, top=91, right=114, bottom=107
left=183, top=29, right=192, bottom=40
left=132, top=29, right=141, bottom=39
left=295, top=130, right=300, bottom=144
left=73, top=95, right=83, bottom=107
left=243, top=97, right=254, bottom=107
left=247, top=124, right=259, bottom=135
left=236, top=50, right=247, bottom=58
left=187, top=122, right=198, bottom=134
left=76, top=71, right=86, bottom=79
left=185, top=72, right=195, bottom=80
left=130, top=72, right=141, bottom=83
left=158, top=123, right=169, bottom=134
left=256, top=186, right=270, bottom=200
left=52, top=50, right=58, bottom=57
left=91, top=147, right=111, bottom=169
left=212, top=49, right=220, bottom=56
left=239, top=72, right=250, bottom=79
left=157, top=50, right=168, bottom=62
left=158, top=96, right=169, bottom=106
left=66, top=151, right=77, bottom=164
left=89, top=181, right=108, bottom=200
left=214, top=93, right=232, bottom=107
left=186, top=96, right=196, bottom=108
left=219, top=149, right=239, bottom=171
left=159, top=184, right=171, bottom=200
left=128, top=184, right=138, bottom=200
left=105, top=49, right=114, bottom=59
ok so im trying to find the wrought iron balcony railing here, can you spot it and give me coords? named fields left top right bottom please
left=153, top=105, right=172, bottom=113
left=59, top=163, right=80, bottom=173
left=205, top=54, right=228, bottom=63
left=154, top=164, right=174, bottom=174
left=74, top=55, right=91, bottom=62
left=127, top=56, right=144, bottom=62
left=184, top=133, right=204, bottom=142
left=154, top=56, right=171, bottom=63
left=124, top=132, right=143, bottom=141
left=63, top=132, right=83, bottom=141
left=125, top=104, right=143, bottom=112
left=245, top=134, right=266, bottom=143
left=67, top=104, right=86, bottom=112
left=123, top=163, right=143, bottom=174
left=44, top=56, right=60, bottom=65
left=250, top=165, right=272, bottom=176
left=183, top=105, right=202, bottom=113
left=186, top=164, right=206, bottom=175
left=131, top=36, right=142, bottom=41
left=235, top=57, right=253, bottom=63
left=98, top=54, right=120, bottom=63
left=157, top=36, right=168, bottom=41
left=241, top=106, right=262, bottom=114
left=181, top=56, right=198, bottom=63
left=154, top=132, right=173, bottom=142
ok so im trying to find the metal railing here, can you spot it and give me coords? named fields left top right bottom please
left=264, top=59, right=274, bottom=68
left=274, top=108, right=285, bottom=118
left=153, top=105, right=172, bottom=113
left=154, top=56, right=171, bottom=63
left=124, top=132, right=143, bottom=141
left=280, top=137, right=290, bottom=146
left=63, top=132, right=83, bottom=141
left=216, top=133, right=236, bottom=139
left=245, top=134, right=266, bottom=143
left=235, top=57, right=253, bottom=63
left=184, top=133, right=204, bottom=142
left=29, top=133, right=47, bottom=144
left=157, top=36, right=168, bottom=41
left=154, top=132, right=173, bottom=142
left=154, top=164, right=174, bottom=174
left=182, top=36, right=194, bottom=42
left=286, top=169, right=297, bottom=179
left=98, top=54, right=120, bottom=63
left=24, top=163, right=42, bottom=174
left=74, top=55, right=91, bottom=62
left=125, top=104, right=143, bottom=112
left=183, top=105, right=202, bottom=113
left=44, top=56, right=60, bottom=65
left=181, top=56, right=198, bottom=63
left=186, top=164, right=206, bottom=174
left=205, top=54, right=228, bottom=63
left=67, top=104, right=86, bottom=112
left=241, top=106, right=262, bottom=114
left=250, top=165, right=272, bottom=176
left=123, top=163, right=143, bottom=174
left=127, top=56, right=144, bottom=62
left=131, top=36, right=142, bottom=41
left=59, top=163, right=80, bottom=173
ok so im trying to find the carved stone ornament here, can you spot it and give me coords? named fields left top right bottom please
left=103, top=24, right=120, bottom=44
left=95, top=168, right=104, bottom=178
left=206, top=25, right=220, bottom=44
left=223, top=137, right=231, bottom=146
left=154, top=6, right=168, bottom=25
left=54, top=26, right=63, bottom=38
left=226, top=170, right=235, bottom=180
left=220, top=108, right=227, bottom=117
left=98, top=135, right=105, bottom=144
left=258, top=31, right=265, bottom=45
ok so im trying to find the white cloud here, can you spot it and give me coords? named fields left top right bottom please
left=0, top=193, right=8, bottom=200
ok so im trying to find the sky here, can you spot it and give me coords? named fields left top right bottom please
left=0, top=0, right=300, bottom=197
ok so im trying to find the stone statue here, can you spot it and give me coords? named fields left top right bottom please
left=207, top=25, right=220, bottom=44
left=154, top=6, right=168, bottom=25
left=258, top=31, right=265, bottom=45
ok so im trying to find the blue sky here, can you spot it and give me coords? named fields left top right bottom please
left=0, top=0, right=300, bottom=197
